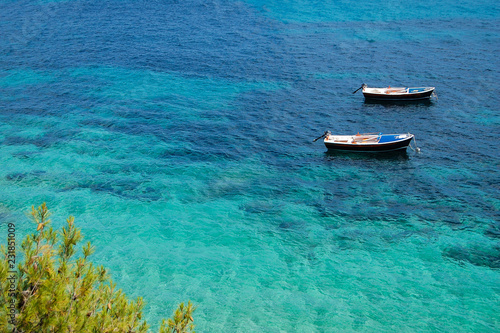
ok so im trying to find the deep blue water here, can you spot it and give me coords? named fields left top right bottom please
left=1, top=0, right=499, bottom=331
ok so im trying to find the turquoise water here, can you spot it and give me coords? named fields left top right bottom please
left=1, top=0, right=499, bottom=331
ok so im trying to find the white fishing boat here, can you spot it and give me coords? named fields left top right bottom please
left=314, top=131, right=415, bottom=152
left=353, top=84, right=436, bottom=101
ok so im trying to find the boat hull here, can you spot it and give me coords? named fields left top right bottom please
left=324, top=135, right=413, bottom=152
left=362, top=87, right=434, bottom=101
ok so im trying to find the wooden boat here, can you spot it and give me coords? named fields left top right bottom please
left=353, top=84, right=435, bottom=101
left=314, top=131, right=414, bottom=152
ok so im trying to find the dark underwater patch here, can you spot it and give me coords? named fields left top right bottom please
left=11, top=150, right=42, bottom=159
left=5, top=170, right=47, bottom=183
left=240, top=200, right=283, bottom=215
left=443, top=244, right=500, bottom=269
left=278, top=219, right=306, bottom=232
left=87, top=179, right=164, bottom=202
left=485, top=220, right=500, bottom=239
left=5, top=172, right=28, bottom=181
left=3, top=129, right=80, bottom=148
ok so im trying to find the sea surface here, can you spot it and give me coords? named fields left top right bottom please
left=1, top=0, right=499, bottom=331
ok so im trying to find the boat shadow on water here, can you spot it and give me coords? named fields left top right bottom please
left=363, top=99, right=434, bottom=107
left=324, top=149, right=410, bottom=161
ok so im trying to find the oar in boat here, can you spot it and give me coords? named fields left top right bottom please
left=352, top=83, right=366, bottom=94
left=313, top=131, right=330, bottom=142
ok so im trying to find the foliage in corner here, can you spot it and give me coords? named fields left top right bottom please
left=0, top=203, right=195, bottom=333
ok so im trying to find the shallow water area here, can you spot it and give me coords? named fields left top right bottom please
left=1, top=0, right=499, bottom=331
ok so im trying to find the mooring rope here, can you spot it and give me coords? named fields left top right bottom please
left=409, top=135, right=421, bottom=153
